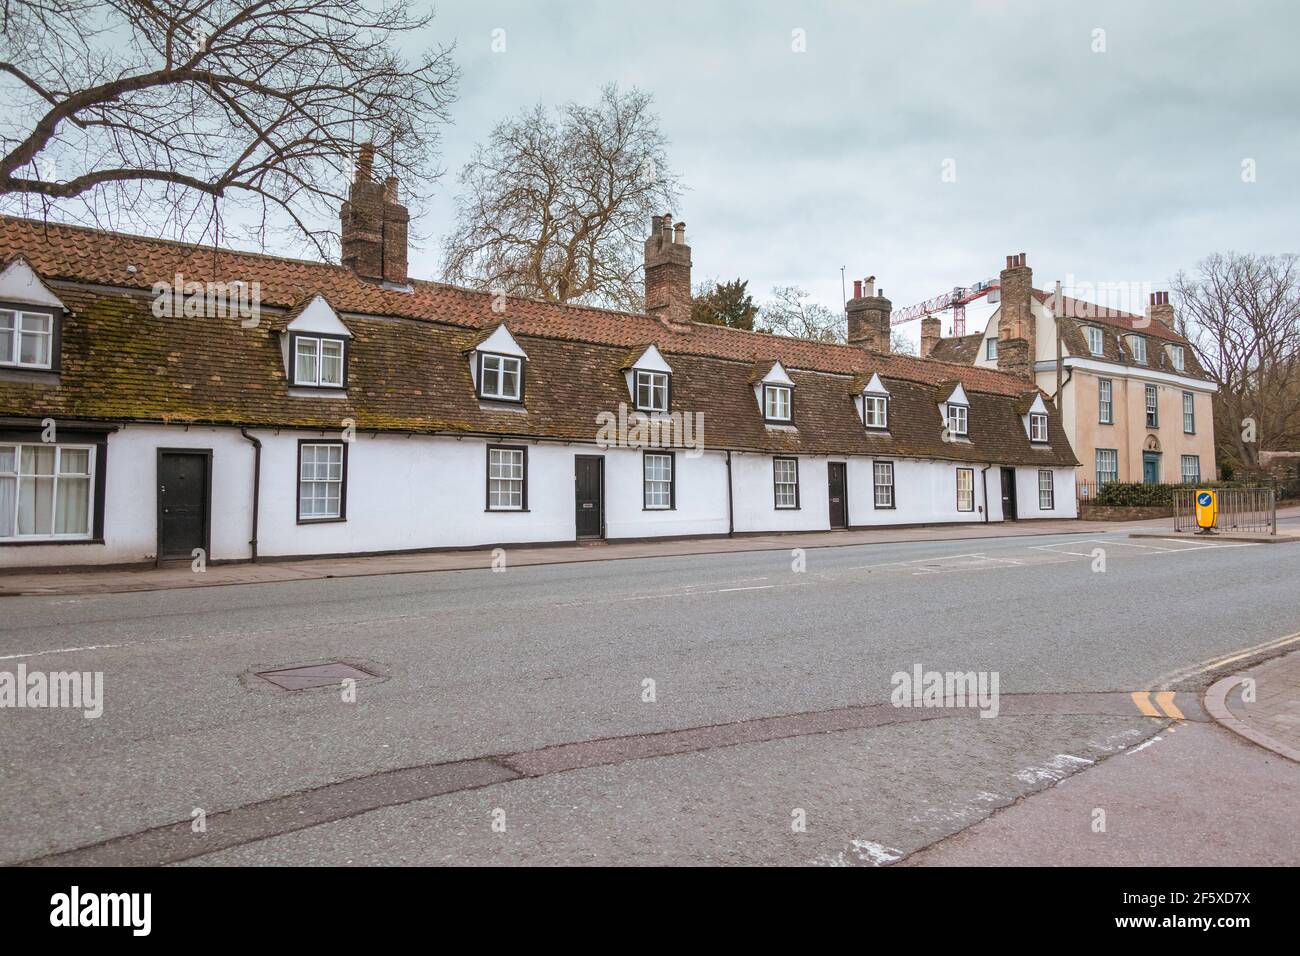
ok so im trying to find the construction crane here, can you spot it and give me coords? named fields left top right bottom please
left=890, top=279, right=999, bottom=336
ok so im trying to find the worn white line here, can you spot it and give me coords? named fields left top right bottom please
left=0, top=638, right=175, bottom=661
left=1152, top=630, right=1300, bottom=690
left=713, top=585, right=775, bottom=593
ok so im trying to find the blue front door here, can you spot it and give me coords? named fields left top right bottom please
left=1143, top=452, right=1160, bottom=484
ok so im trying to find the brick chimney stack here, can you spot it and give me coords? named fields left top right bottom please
left=919, top=315, right=942, bottom=358
left=846, top=275, right=893, bottom=352
left=341, top=143, right=409, bottom=286
left=644, top=212, right=692, bottom=327
left=1148, top=290, right=1174, bottom=329
left=996, top=252, right=1035, bottom=380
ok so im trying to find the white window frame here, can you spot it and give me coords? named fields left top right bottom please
left=1183, top=391, right=1195, bottom=434
left=1145, top=383, right=1159, bottom=427
left=1085, top=326, right=1104, bottom=356
left=1096, top=448, right=1118, bottom=487
left=1129, top=335, right=1147, bottom=364
left=873, top=460, right=895, bottom=509
left=863, top=394, right=888, bottom=429
left=1180, top=455, right=1201, bottom=485
left=635, top=369, right=669, bottom=413
left=764, top=384, right=792, bottom=422
left=293, top=334, right=346, bottom=388
left=298, top=442, right=345, bottom=521
left=0, top=442, right=96, bottom=540
left=956, top=468, right=975, bottom=512
left=643, top=452, right=674, bottom=510
left=985, top=338, right=997, bottom=360
left=773, top=457, right=799, bottom=509
left=487, top=446, right=527, bottom=511
left=0, top=307, right=55, bottom=370
left=1038, top=469, right=1054, bottom=510
left=1170, top=345, right=1185, bottom=372
left=1098, top=378, right=1113, bottom=424
left=1029, top=412, right=1048, bottom=443
left=479, top=352, right=523, bottom=402
left=947, top=403, right=968, bottom=437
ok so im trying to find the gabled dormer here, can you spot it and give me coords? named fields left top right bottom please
left=937, top=381, right=970, bottom=439
left=622, top=344, right=672, bottom=413
left=281, top=294, right=352, bottom=392
left=752, top=360, right=795, bottom=425
left=852, top=371, right=890, bottom=431
left=466, top=323, right=527, bottom=404
left=1018, top=391, right=1051, bottom=444
left=0, top=257, right=67, bottom=374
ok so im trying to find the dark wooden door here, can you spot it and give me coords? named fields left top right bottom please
left=1000, top=467, right=1017, bottom=520
left=575, top=456, right=604, bottom=538
left=827, top=462, right=848, bottom=529
left=158, top=451, right=210, bottom=559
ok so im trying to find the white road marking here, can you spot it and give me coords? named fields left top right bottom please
left=713, top=585, right=775, bottom=593
left=1153, top=630, right=1300, bottom=690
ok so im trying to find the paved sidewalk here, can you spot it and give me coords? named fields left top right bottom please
left=1205, top=649, right=1300, bottom=762
left=1, top=514, right=1178, bottom=598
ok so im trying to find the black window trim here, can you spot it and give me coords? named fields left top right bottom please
left=476, top=350, right=527, bottom=404
left=773, top=455, right=801, bottom=510
left=0, top=300, right=62, bottom=373
left=289, top=331, right=349, bottom=390
left=642, top=449, right=676, bottom=511
left=956, top=466, right=975, bottom=513
left=485, top=443, right=529, bottom=512
left=872, top=458, right=896, bottom=510
left=0, top=426, right=108, bottom=543
left=296, top=438, right=348, bottom=524
left=761, top=382, right=795, bottom=424
left=633, top=367, right=672, bottom=413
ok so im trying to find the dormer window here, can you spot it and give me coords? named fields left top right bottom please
left=635, top=369, right=670, bottom=412
left=1169, top=345, right=1185, bottom=372
left=947, top=403, right=968, bottom=436
left=764, top=384, right=792, bottom=422
left=864, top=394, right=888, bottom=429
left=292, top=334, right=346, bottom=388
left=0, top=308, right=54, bottom=369
left=1128, top=335, right=1147, bottom=364
left=1030, top=412, right=1048, bottom=443
left=479, top=352, right=524, bottom=402
left=985, top=338, right=997, bottom=361
left=1085, top=326, right=1104, bottom=356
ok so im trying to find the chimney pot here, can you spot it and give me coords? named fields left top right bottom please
left=674, top=221, right=686, bottom=244
left=644, top=211, right=692, bottom=326
left=356, top=142, right=375, bottom=183
left=853, top=279, right=862, bottom=298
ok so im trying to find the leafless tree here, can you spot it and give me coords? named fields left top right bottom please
left=760, top=285, right=845, bottom=342
left=1172, top=253, right=1300, bottom=474
left=441, top=84, right=680, bottom=312
left=0, top=0, right=458, bottom=255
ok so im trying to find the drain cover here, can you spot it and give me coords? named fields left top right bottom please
left=255, top=661, right=375, bottom=691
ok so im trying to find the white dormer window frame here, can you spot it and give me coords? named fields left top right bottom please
left=864, top=393, right=889, bottom=430
left=634, top=369, right=670, bottom=413
left=1085, top=326, right=1104, bottom=356
left=0, top=305, right=57, bottom=370
left=1168, top=344, right=1185, bottom=372
left=763, top=383, right=793, bottom=423
left=947, top=402, right=969, bottom=437
left=291, top=332, right=347, bottom=388
left=1030, top=412, right=1049, bottom=443
left=478, top=351, right=525, bottom=403
left=1128, top=334, right=1148, bottom=365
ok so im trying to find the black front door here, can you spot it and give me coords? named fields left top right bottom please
left=1000, top=467, right=1017, bottom=520
left=158, top=451, right=210, bottom=559
left=828, top=462, right=848, bottom=529
left=575, top=456, right=604, bottom=538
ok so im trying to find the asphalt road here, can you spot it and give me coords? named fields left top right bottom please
left=1, top=529, right=1297, bottom=865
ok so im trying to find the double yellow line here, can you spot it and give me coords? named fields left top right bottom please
left=1132, top=691, right=1184, bottom=720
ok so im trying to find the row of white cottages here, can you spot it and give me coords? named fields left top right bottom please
left=0, top=214, right=1077, bottom=569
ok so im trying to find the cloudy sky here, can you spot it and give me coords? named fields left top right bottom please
left=400, top=0, right=1298, bottom=342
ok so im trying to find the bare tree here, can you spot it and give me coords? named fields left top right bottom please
left=1173, top=252, right=1300, bottom=474
left=759, top=285, right=845, bottom=342
left=0, top=0, right=458, bottom=255
left=441, top=85, right=680, bottom=311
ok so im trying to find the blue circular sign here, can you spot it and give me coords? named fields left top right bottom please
left=1197, top=492, right=1213, bottom=506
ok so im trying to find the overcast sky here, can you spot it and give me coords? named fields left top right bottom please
left=397, top=0, right=1298, bottom=342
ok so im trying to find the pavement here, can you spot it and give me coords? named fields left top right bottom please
left=7, top=510, right=1292, bottom=598
left=2, top=526, right=1298, bottom=866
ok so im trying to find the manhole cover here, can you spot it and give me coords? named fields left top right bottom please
left=255, top=661, right=375, bottom=691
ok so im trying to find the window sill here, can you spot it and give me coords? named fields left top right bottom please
left=297, top=516, right=346, bottom=525
left=0, top=536, right=102, bottom=546
left=873, top=504, right=896, bottom=511
left=288, top=387, right=348, bottom=399
left=775, top=506, right=800, bottom=511
left=485, top=508, right=530, bottom=513
left=642, top=507, right=675, bottom=512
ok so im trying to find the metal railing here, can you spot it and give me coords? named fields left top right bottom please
left=1172, top=487, right=1277, bottom=535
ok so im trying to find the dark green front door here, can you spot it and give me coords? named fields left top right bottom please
left=1143, top=452, right=1161, bottom=484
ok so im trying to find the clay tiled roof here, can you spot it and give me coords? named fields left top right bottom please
left=0, top=215, right=1077, bottom=466
left=928, top=333, right=983, bottom=364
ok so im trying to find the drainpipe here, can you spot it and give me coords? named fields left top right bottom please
left=981, top=463, right=992, bottom=523
left=240, top=427, right=261, bottom=561
left=725, top=451, right=735, bottom=536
